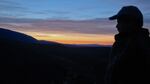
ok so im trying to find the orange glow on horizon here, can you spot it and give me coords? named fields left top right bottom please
left=23, top=31, right=114, bottom=45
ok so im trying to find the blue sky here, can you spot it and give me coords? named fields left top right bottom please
left=0, top=0, right=150, bottom=20
left=0, top=0, right=150, bottom=44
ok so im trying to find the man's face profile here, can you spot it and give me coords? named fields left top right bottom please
left=116, top=18, right=136, bottom=33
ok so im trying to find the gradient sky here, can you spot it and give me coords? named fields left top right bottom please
left=0, top=0, right=150, bottom=45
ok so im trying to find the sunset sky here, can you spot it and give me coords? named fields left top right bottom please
left=0, top=0, right=150, bottom=45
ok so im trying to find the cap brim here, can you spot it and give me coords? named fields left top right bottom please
left=109, top=15, right=118, bottom=20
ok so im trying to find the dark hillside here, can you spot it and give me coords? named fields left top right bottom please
left=0, top=28, right=111, bottom=84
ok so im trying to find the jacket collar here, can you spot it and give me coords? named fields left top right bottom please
left=115, top=28, right=149, bottom=41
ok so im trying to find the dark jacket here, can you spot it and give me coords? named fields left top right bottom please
left=105, top=28, right=150, bottom=84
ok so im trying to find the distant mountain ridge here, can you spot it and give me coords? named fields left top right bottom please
left=0, top=28, right=111, bottom=47
left=0, top=28, right=37, bottom=43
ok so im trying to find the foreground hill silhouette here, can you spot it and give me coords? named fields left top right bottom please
left=0, top=28, right=111, bottom=84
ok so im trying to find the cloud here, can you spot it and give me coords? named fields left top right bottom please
left=28, top=9, right=72, bottom=17
left=0, top=0, right=28, bottom=17
left=29, top=10, right=72, bottom=19
left=27, top=18, right=117, bottom=34
left=43, top=10, right=71, bottom=15
left=0, top=17, right=117, bottom=35
left=144, top=18, right=150, bottom=28
left=137, top=0, right=150, bottom=4
left=0, top=17, right=43, bottom=23
left=0, top=16, right=149, bottom=35
left=0, top=0, right=73, bottom=19
left=0, top=0, right=20, bottom=6
left=0, top=1, right=21, bottom=10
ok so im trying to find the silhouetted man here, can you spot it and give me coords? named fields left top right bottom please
left=105, top=6, right=150, bottom=84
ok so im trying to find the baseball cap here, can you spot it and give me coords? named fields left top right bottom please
left=109, top=6, right=143, bottom=21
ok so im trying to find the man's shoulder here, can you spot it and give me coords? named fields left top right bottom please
left=134, top=31, right=150, bottom=53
